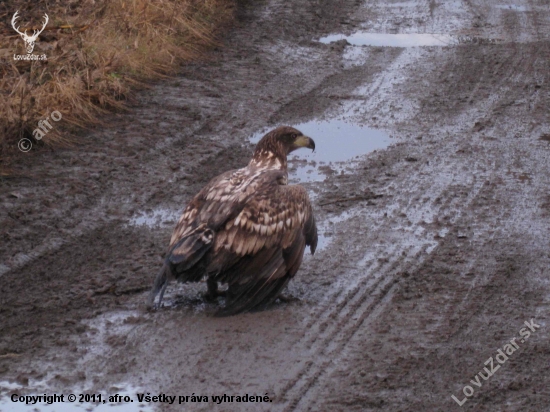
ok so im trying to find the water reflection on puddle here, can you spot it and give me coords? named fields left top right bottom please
left=319, top=32, right=502, bottom=47
left=250, top=120, right=390, bottom=182
left=320, top=32, right=454, bottom=47
left=128, top=208, right=179, bottom=228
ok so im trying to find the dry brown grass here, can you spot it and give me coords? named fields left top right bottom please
left=0, top=0, right=235, bottom=172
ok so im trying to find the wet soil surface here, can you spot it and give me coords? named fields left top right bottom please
left=1, top=0, right=550, bottom=411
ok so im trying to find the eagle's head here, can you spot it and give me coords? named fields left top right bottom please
left=251, top=126, right=315, bottom=169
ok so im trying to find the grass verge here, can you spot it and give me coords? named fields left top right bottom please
left=0, top=0, right=235, bottom=174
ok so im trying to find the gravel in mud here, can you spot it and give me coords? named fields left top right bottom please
left=1, top=0, right=549, bottom=411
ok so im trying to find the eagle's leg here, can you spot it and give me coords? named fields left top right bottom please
left=204, top=278, right=226, bottom=301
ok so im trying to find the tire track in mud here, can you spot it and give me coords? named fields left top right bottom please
left=301, top=244, right=408, bottom=344
left=276, top=140, right=491, bottom=410
left=414, top=1, right=546, bottom=127
left=0, top=132, right=230, bottom=281
left=386, top=172, right=496, bottom=342
left=291, top=157, right=520, bottom=409
left=426, top=47, right=509, bottom=124
left=427, top=167, right=543, bottom=342
left=0, top=204, right=112, bottom=279
left=273, top=1, right=550, bottom=410
left=279, top=238, right=436, bottom=407
left=496, top=42, right=542, bottom=116
left=280, top=244, right=431, bottom=412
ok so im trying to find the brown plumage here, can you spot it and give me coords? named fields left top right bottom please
left=148, top=126, right=318, bottom=316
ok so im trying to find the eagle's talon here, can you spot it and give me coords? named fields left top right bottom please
left=203, top=290, right=226, bottom=302
left=204, top=278, right=226, bottom=301
left=277, top=294, right=298, bottom=303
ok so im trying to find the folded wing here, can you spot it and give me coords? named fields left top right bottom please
left=211, top=177, right=318, bottom=316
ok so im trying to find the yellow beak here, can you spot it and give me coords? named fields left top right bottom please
left=294, top=135, right=315, bottom=151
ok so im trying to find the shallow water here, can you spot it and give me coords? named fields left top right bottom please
left=127, top=208, right=178, bottom=228
left=0, top=311, right=153, bottom=412
left=250, top=119, right=391, bottom=182
left=319, top=32, right=501, bottom=47
left=319, top=32, right=456, bottom=47
left=495, top=4, right=527, bottom=11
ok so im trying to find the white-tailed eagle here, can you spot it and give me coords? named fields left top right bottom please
left=148, top=126, right=318, bottom=316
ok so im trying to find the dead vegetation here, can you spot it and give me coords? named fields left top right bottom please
left=0, top=0, right=235, bottom=173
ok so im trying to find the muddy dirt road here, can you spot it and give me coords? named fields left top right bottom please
left=1, top=0, right=550, bottom=411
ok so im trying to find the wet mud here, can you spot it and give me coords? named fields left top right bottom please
left=1, top=0, right=550, bottom=411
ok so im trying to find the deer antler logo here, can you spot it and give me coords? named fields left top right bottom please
left=11, top=11, right=49, bottom=54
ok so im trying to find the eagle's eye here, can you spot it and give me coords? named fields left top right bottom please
left=291, top=133, right=297, bottom=139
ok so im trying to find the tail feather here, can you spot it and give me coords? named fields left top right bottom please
left=148, top=225, right=214, bottom=309
left=147, top=261, right=170, bottom=309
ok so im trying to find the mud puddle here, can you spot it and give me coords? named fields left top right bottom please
left=127, top=208, right=179, bottom=229
left=0, top=311, right=153, bottom=412
left=319, top=32, right=502, bottom=47
left=250, top=120, right=390, bottom=182
left=2, top=0, right=550, bottom=410
left=78, top=311, right=142, bottom=365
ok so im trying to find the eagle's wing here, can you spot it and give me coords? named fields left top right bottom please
left=210, top=177, right=318, bottom=316
left=169, top=167, right=266, bottom=248
left=148, top=167, right=270, bottom=306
